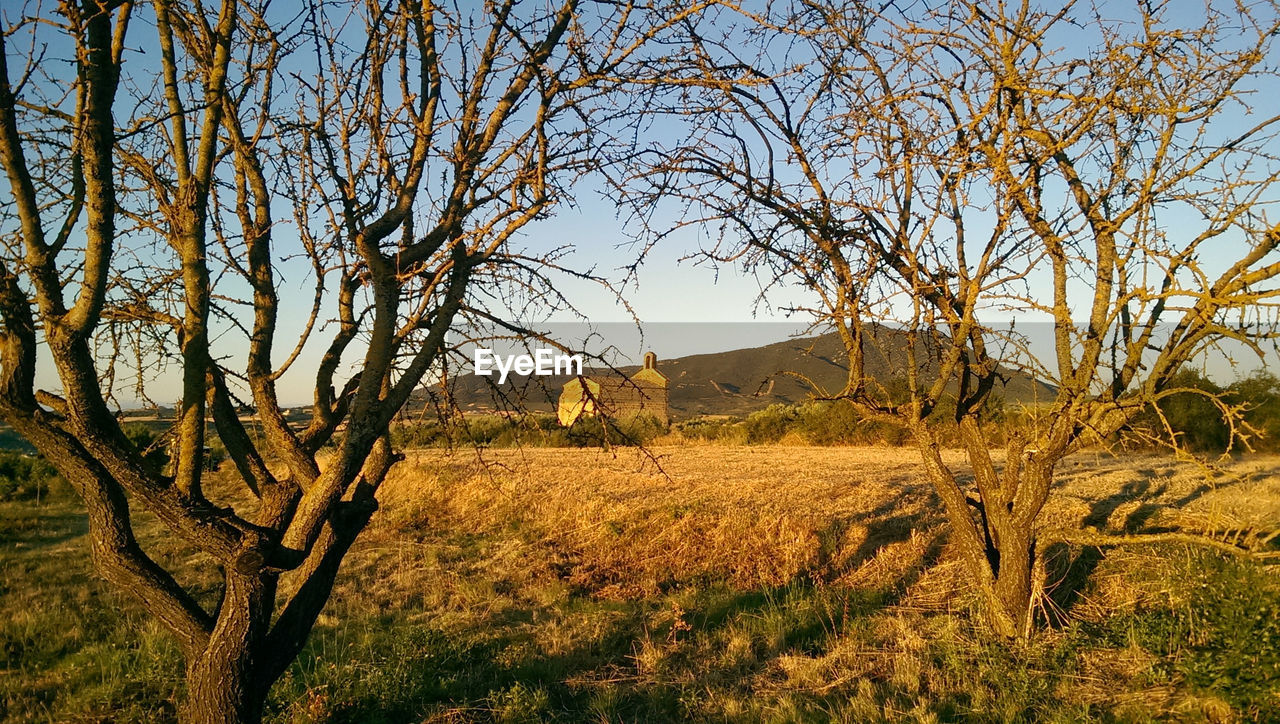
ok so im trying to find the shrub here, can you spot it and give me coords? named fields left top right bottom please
left=391, top=412, right=667, bottom=449
left=1228, top=370, right=1280, bottom=453
left=1175, top=553, right=1280, bottom=717
left=1120, top=369, right=1280, bottom=454
left=674, top=402, right=911, bottom=447
left=1159, top=370, right=1230, bottom=452
left=615, top=413, right=669, bottom=445
left=392, top=419, right=447, bottom=447
left=793, top=400, right=912, bottom=446
left=457, top=414, right=513, bottom=445
left=793, top=401, right=861, bottom=445
left=1094, top=548, right=1280, bottom=719
left=122, top=423, right=171, bottom=475
left=565, top=413, right=667, bottom=447
left=742, top=404, right=796, bottom=444
left=675, top=417, right=741, bottom=443
left=1122, top=370, right=1234, bottom=453
left=0, top=451, right=67, bottom=502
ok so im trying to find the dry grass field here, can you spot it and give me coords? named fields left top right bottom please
left=3, top=445, right=1280, bottom=722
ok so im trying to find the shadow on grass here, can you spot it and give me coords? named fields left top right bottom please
left=1044, top=466, right=1253, bottom=622
left=276, top=535, right=1280, bottom=724
left=273, top=579, right=883, bottom=723
left=271, top=491, right=954, bottom=723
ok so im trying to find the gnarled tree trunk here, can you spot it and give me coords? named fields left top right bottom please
left=918, top=419, right=1061, bottom=641
left=0, top=0, right=687, bottom=718
left=618, top=0, right=1280, bottom=643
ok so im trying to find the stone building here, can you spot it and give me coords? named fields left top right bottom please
left=557, top=351, right=669, bottom=426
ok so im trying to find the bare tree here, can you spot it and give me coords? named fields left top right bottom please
left=626, top=0, right=1280, bottom=639
left=0, top=0, right=702, bottom=719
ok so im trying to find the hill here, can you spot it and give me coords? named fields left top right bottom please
left=430, top=329, right=1056, bottom=419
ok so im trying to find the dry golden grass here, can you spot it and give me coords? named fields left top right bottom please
left=374, top=445, right=1280, bottom=604
left=1047, top=452, right=1280, bottom=534
left=352, top=445, right=1280, bottom=721
left=6, top=444, right=1280, bottom=722
left=377, top=445, right=965, bottom=599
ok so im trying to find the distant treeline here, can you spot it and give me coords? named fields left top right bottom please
left=0, top=453, right=66, bottom=502
left=391, top=369, right=1280, bottom=453
left=682, top=369, right=1280, bottom=454
left=2, top=371, right=1276, bottom=501
left=391, top=412, right=670, bottom=449
left=387, top=399, right=913, bottom=448
left=1125, top=369, right=1280, bottom=454
left=674, top=401, right=910, bottom=446
left=389, top=399, right=993, bottom=448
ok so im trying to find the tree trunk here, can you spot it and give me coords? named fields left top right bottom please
left=984, top=531, right=1034, bottom=640
left=181, top=660, right=265, bottom=724
left=920, top=428, right=1048, bottom=642
left=179, top=574, right=271, bottom=724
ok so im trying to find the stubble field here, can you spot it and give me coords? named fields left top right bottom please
left=3, top=445, right=1280, bottom=722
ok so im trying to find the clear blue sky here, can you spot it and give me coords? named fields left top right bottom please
left=12, top=0, right=1278, bottom=408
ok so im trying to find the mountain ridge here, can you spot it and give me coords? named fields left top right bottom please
left=430, top=330, right=1056, bottom=420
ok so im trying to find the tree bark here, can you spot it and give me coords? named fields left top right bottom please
left=182, top=656, right=264, bottom=724
left=179, top=573, right=271, bottom=724
left=0, top=0, right=681, bottom=716
left=922, top=425, right=1049, bottom=642
left=986, top=530, right=1034, bottom=640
